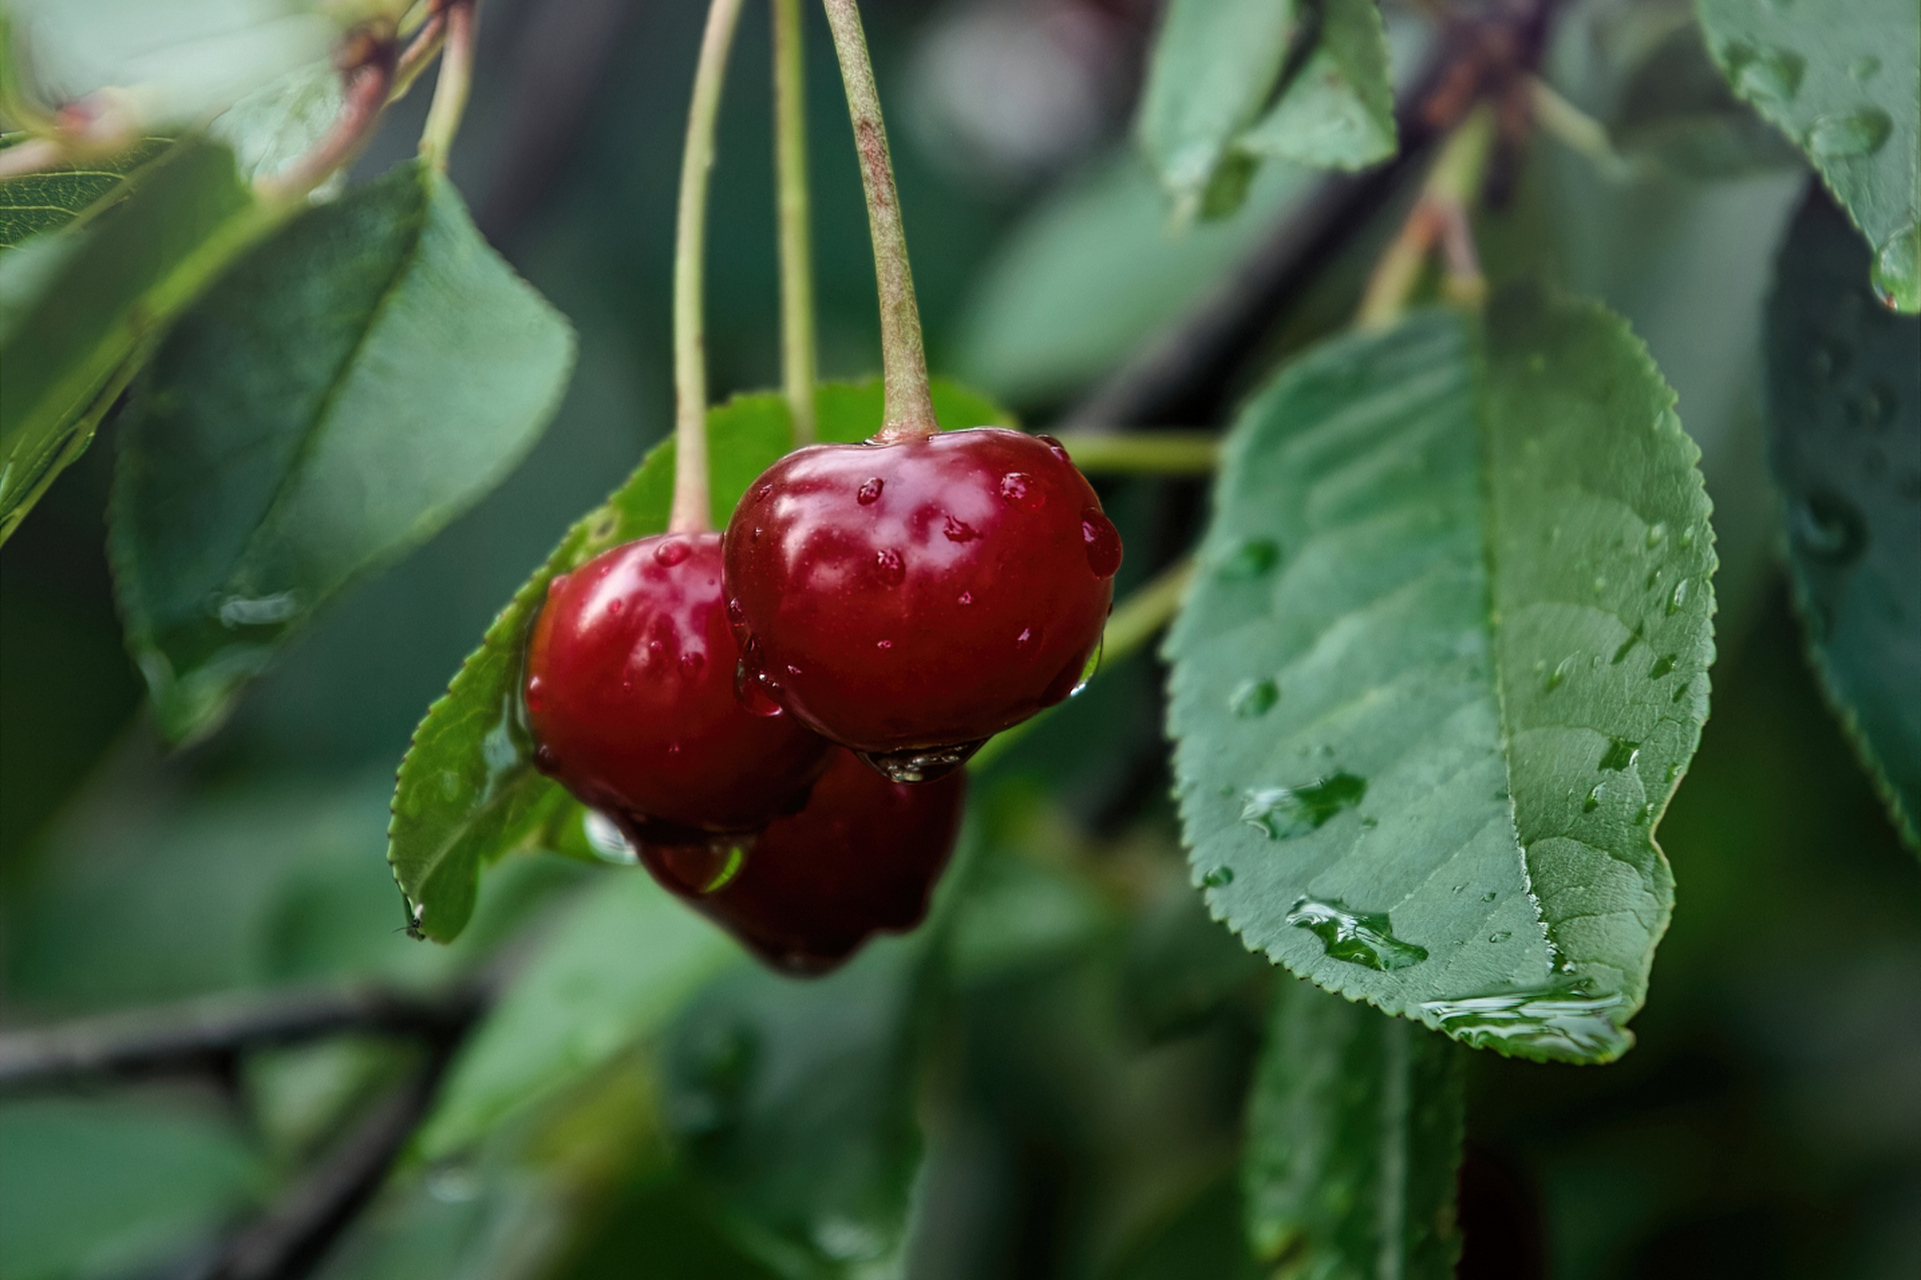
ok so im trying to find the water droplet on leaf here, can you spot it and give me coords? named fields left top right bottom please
left=1241, top=773, right=1366, bottom=840
left=1229, top=678, right=1279, bottom=717
left=1286, top=897, right=1427, bottom=971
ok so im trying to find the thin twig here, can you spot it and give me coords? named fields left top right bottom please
left=256, top=30, right=397, bottom=204
left=669, top=0, right=749, bottom=534
left=821, top=0, right=938, bottom=441
left=0, top=984, right=480, bottom=1092
left=1355, top=104, right=1492, bottom=329
left=418, top=0, right=477, bottom=170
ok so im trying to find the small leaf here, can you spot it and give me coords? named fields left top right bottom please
left=664, top=934, right=932, bottom=1277
left=1243, top=978, right=1464, bottom=1276
left=0, top=137, right=263, bottom=545
left=415, top=871, right=736, bottom=1159
left=109, top=159, right=577, bottom=744
left=1136, top=0, right=1302, bottom=222
left=0, top=134, right=173, bottom=248
left=1239, top=0, right=1398, bottom=172
left=387, top=379, right=1011, bottom=944
left=1766, top=186, right=1920, bottom=849
left=1166, top=283, right=1715, bottom=1064
left=1696, top=0, right=1921, bottom=310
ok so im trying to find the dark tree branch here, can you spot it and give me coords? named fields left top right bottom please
left=0, top=984, right=482, bottom=1092
left=193, top=1039, right=465, bottom=1280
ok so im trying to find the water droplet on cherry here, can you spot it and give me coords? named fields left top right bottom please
left=524, top=677, right=545, bottom=713
left=679, top=650, right=705, bottom=676
left=1038, top=434, right=1071, bottom=462
left=726, top=597, right=745, bottom=624
left=957, top=591, right=973, bottom=606
left=1081, top=507, right=1122, bottom=578
left=1000, top=472, right=1043, bottom=509
left=857, top=477, right=884, bottom=505
left=653, top=538, right=691, bottom=566
left=875, top=548, right=905, bottom=586
left=943, top=514, right=978, bottom=542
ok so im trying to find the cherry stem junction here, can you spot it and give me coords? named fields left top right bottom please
left=1356, top=104, right=1494, bottom=331
left=418, top=0, right=477, bottom=171
left=820, top=0, right=938, bottom=443
left=670, top=0, right=749, bottom=535
left=773, top=0, right=819, bottom=446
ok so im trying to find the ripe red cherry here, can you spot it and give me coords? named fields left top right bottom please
left=722, top=428, right=1121, bottom=780
left=634, top=748, right=966, bottom=975
left=524, top=533, right=830, bottom=839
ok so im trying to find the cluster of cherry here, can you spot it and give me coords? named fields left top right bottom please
left=524, top=427, right=1122, bottom=974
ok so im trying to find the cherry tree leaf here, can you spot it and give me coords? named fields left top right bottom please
left=1239, top=0, right=1398, bottom=173
left=0, top=134, right=172, bottom=248
left=1166, top=283, right=1715, bottom=1064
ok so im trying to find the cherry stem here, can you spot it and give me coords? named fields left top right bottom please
left=257, top=29, right=398, bottom=204
left=390, top=5, right=450, bottom=102
left=669, top=0, right=748, bottom=535
left=419, top=0, right=477, bottom=172
left=967, top=558, right=1195, bottom=773
left=820, top=0, right=938, bottom=443
left=773, top=0, right=818, bottom=446
left=1047, top=431, right=1218, bottom=475
left=1356, top=105, right=1493, bottom=330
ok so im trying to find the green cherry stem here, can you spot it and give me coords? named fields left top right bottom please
left=669, top=0, right=748, bottom=535
left=773, top=0, right=819, bottom=446
left=1049, top=431, right=1219, bottom=475
left=418, top=0, right=477, bottom=172
left=1355, top=103, right=1494, bottom=331
left=820, top=0, right=938, bottom=443
left=968, top=558, right=1195, bottom=773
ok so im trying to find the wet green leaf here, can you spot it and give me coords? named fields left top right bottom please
left=1766, top=187, right=1920, bottom=849
left=1165, top=284, right=1715, bottom=1064
left=417, top=871, right=736, bottom=1159
left=1242, top=978, right=1463, bottom=1275
left=1136, top=0, right=1301, bottom=222
left=0, top=1096, right=264, bottom=1280
left=664, top=935, right=932, bottom=1279
left=387, top=380, right=1010, bottom=944
left=1697, top=0, right=1921, bottom=310
left=0, top=137, right=263, bottom=545
left=109, top=159, right=576, bottom=744
left=0, top=133, right=172, bottom=248
left=1239, top=0, right=1398, bottom=172
left=1609, top=21, right=1802, bottom=178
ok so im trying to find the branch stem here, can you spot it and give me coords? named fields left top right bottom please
left=256, top=31, right=398, bottom=204
left=1355, top=104, right=1494, bottom=330
left=820, top=0, right=937, bottom=442
left=669, top=0, right=748, bottom=534
left=418, top=0, right=477, bottom=171
left=774, top=0, right=818, bottom=445
left=1050, top=431, right=1218, bottom=475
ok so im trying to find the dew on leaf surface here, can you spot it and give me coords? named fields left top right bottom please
left=1727, top=43, right=1804, bottom=103
left=1648, top=653, right=1676, bottom=680
left=1871, top=222, right=1920, bottom=311
left=1201, top=865, right=1235, bottom=888
left=1228, top=677, right=1279, bottom=717
left=1216, top=537, right=1280, bottom=580
left=1285, top=896, right=1427, bottom=971
left=1240, top=773, right=1367, bottom=840
left=1806, top=108, right=1892, bottom=158
left=1599, top=738, right=1641, bottom=772
left=1792, top=491, right=1868, bottom=565
left=1583, top=785, right=1602, bottom=813
left=1420, top=984, right=1630, bottom=1061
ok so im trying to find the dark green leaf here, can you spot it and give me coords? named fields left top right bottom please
left=416, top=871, right=736, bottom=1159
left=109, top=159, right=576, bottom=744
left=1136, top=0, right=1301, bottom=222
left=664, top=935, right=932, bottom=1279
left=1165, top=284, right=1715, bottom=1063
left=1766, top=187, right=1920, bottom=849
left=0, top=134, right=172, bottom=247
left=0, top=138, right=262, bottom=545
left=1242, top=978, right=1464, bottom=1276
left=0, top=1096, right=263, bottom=1279
left=1697, top=0, right=1921, bottom=310
left=1239, top=0, right=1398, bottom=172
left=1610, top=21, right=1803, bottom=178
left=387, top=380, right=1010, bottom=944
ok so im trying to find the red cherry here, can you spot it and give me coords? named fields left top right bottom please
left=722, top=428, right=1120, bottom=780
left=524, top=533, right=830, bottom=837
left=634, top=749, right=966, bottom=975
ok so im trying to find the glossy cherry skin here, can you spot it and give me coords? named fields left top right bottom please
left=524, top=533, right=830, bottom=838
left=722, top=428, right=1121, bottom=778
left=634, top=749, right=966, bottom=976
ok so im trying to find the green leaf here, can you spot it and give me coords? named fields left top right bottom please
left=109, top=159, right=577, bottom=744
left=209, top=57, right=343, bottom=185
left=664, top=935, right=932, bottom=1279
left=0, top=1096, right=263, bottom=1280
left=1242, top=978, right=1464, bottom=1275
left=0, top=133, right=172, bottom=248
left=0, top=137, right=263, bottom=545
left=1136, top=0, right=1301, bottom=222
left=954, top=150, right=1311, bottom=406
left=1165, top=283, right=1716, bottom=1064
left=1608, top=21, right=1802, bottom=179
left=1697, top=0, right=1921, bottom=310
left=387, top=379, right=1009, bottom=944
left=416, top=871, right=736, bottom=1159
left=1766, top=188, right=1920, bottom=849
left=1239, top=0, right=1398, bottom=172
